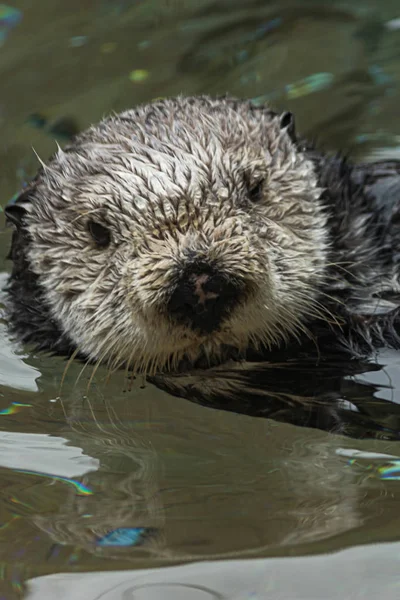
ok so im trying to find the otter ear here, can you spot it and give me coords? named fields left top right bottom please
left=5, top=204, right=26, bottom=227
left=279, top=111, right=296, bottom=143
left=5, top=188, right=32, bottom=228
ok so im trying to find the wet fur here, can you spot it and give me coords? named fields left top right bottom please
left=5, top=96, right=400, bottom=372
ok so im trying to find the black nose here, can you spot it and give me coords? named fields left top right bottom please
left=167, top=266, right=240, bottom=333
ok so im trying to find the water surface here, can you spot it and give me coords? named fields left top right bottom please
left=2, top=1, right=400, bottom=597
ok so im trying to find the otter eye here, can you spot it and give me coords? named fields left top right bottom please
left=247, top=179, right=265, bottom=203
left=87, top=220, right=111, bottom=248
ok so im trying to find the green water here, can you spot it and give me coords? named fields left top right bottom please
left=2, top=1, right=400, bottom=598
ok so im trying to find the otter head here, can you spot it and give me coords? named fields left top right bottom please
left=6, top=96, right=328, bottom=373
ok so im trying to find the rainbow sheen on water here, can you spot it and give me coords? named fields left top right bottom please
left=348, top=458, right=400, bottom=481
left=0, top=402, right=32, bottom=415
left=96, top=527, right=155, bottom=547
left=13, top=469, right=93, bottom=495
left=377, top=461, right=400, bottom=480
left=286, top=73, right=335, bottom=99
left=252, top=72, right=335, bottom=106
left=0, top=4, right=22, bottom=44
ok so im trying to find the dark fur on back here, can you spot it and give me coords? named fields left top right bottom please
left=6, top=227, right=73, bottom=355
left=317, top=156, right=400, bottom=352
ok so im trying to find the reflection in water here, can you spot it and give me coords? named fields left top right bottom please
left=26, top=387, right=363, bottom=560
left=30, top=400, right=166, bottom=562
left=0, top=0, right=400, bottom=596
left=153, top=352, right=400, bottom=440
left=13, top=348, right=400, bottom=567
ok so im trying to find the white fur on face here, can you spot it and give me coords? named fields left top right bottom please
left=25, top=96, right=328, bottom=373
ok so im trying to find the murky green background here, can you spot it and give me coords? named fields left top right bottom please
left=2, top=0, right=400, bottom=598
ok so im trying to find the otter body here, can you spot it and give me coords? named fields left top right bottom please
left=5, top=96, right=400, bottom=372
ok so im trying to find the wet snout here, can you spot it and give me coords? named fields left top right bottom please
left=167, top=262, right=241, bottom=333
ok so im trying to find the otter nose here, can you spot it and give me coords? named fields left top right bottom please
left=167, top=267, right=239, bottom=333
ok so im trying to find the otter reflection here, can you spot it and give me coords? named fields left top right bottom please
left=152, top=350, right=400, bottom=441
left=27, top=351, right=400, bottom=564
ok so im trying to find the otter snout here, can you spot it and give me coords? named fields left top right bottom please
left=167, top=263, right=240, bottom=334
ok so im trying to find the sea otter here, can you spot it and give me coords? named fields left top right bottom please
left=4, top=95, right=400, bottom=374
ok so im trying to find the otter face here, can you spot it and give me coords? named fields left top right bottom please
left=12, top=96, right=328, bottom=372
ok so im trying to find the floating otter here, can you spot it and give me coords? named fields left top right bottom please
left=5, top=95, right=400, bottom=374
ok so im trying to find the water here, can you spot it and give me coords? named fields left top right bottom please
left=2, top=0, right=400, bottom=597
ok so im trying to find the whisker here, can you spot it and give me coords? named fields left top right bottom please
left=77, top=329, right=122, bottom=390
left=59, top=347, right=80, bottom=395
left=85, top=342, right=117, bottom=394
left=75, top=356, right=92, bottom=387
